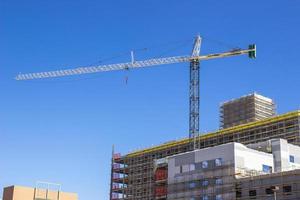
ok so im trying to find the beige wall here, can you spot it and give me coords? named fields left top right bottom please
left=3, top=185, right=78, bottom=200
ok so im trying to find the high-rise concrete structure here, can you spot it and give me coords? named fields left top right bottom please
left=220, top=93, right=276, bottom=129
left=2, top=185, right=78, bottom=200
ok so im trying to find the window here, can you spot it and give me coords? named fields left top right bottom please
left=265, top=187, right=276, bottom=195
left=265, top=188, right=273, bottom=194
left=189, top=182, right=196, bottom=189
left=180, top=165, right=183, bottom=173
left=283, top=185, right=292, bottom=194
left=262, top=164, right=272, bottom=173
left=202, top=180, right=209, bottom=187
left=236, top=190, right=242, bottom=198
left=215, top=178, right=223, bottom=185
left=202, top=195, right=208, bottom=200
left=202, top=161, right=208, bottom=168
left=215, top=158, right=222, bottom=166
left=249, top=190, right=257, bottom=198
left=289, top=155, right=295, bottom=163
left=216, top=194, right=222, bottom=200
left=190, top=164, right=195, bottom=171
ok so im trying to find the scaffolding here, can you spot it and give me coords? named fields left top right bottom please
left=110, top=152, right=128, bottom=200
left=110, top=110, right=300, bottom=200
left=220, top=93, right=276, bottom=129
left=154, top=158, right=168, bottom=199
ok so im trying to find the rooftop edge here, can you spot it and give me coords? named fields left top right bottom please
left=125, top=110, right=300, bottom=158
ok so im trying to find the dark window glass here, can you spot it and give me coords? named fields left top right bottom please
left=236, top=190, right=242, bottom=198
left=289, top=155, right=295, bottom=163
left=283, top=185, right=292, bottom=194
left=265, top=188, right=274, bottom=194
left=249, top=190, right=256, bottom=196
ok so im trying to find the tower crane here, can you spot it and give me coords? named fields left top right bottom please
left=15, top=35, right=256, bottom=138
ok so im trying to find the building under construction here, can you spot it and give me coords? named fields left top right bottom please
left=220, top=93, right=276, bottom=129
left=110, top=94, right=300, bottom=200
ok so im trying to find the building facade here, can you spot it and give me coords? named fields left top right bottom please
left=247, top=138, right=300, bottom=172
left=159, top=139, right=300, bottom=200
left=166, top=142, right=274, bottom=200
left=236, top=169, right=300, bottom=200
left=3, top=185, right=78, bottom=200
left=220, top=93, right=276, bottom=129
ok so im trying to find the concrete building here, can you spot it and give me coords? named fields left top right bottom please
left=158, top=139, right=300, bottom=200
left=166, top=142, right=274, bottom=200
left=3, top=185, right=78, bottom=200
left=220, top=93, right=276, bottom=129
left=247, top=138, right=300, bottom=172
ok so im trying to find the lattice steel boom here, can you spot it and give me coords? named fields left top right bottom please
left=189, top=36, right=201, bottom=139
left=15, top=36, right=256, bottom=138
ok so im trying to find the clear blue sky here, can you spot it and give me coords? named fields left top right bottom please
left=0, top=0, right=300, bottom=199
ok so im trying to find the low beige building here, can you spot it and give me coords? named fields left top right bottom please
left=3, top=185, right=78, bottom=200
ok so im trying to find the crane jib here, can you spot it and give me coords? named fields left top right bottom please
left=15, top=48, right=254, bottom=81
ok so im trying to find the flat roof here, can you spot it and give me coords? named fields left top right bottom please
left=3, top=185, right=77, bottom=195
left=221, top=92, right=273, bottom=105
left=125, top=110, right=300, bottom=158
left=167, top=141, right=273, bottom=160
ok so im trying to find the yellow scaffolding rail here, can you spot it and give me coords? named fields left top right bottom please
left=127, top=110, right=300, bottom=157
